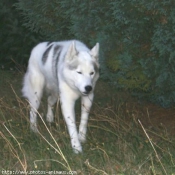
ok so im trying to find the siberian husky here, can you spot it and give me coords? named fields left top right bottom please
left=22, top=40, right=99, bottom=153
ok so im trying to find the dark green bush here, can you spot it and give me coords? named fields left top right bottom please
left=0, top=0, right=40, bottom=69
left=14, top=0, right=175, bottom=107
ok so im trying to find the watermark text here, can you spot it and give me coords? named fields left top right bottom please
left=2, top=170, right=77, bottom=175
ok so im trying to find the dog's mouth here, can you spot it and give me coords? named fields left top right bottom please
left=82, top=92, right=90, bottom=96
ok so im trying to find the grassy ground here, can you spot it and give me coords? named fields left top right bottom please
left=0, top=70, right=175, bottom=175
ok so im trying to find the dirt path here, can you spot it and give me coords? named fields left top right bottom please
left=95, top=81, right=175, bottom=136
left=138, top=103, right=175, bottom=135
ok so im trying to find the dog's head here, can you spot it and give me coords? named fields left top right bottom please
left=63, top=41, right=100, bottom=95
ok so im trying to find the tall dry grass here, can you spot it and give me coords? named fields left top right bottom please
left=0, top=70, right=175, bottom=174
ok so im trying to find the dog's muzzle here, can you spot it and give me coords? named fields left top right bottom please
left=83, top=85, right=92, bottom=95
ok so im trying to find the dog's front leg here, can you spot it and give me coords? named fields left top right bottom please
left=79, top=93, right=94, bottom=143
left=60, top=92, right=82, bottom=153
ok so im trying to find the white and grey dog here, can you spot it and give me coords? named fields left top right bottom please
left=22, top=40, right=99, bottom=153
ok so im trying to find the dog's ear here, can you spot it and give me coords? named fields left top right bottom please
left=90, top=43, right=99, bottom=60
left=65, top=41, right=78, bottom=61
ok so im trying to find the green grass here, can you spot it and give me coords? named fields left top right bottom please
left=0, top=70, right=175, bottom=175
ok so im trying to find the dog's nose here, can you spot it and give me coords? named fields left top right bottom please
left=85, top=85, right=92, bottom=92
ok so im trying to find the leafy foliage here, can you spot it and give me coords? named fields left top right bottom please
left=14, top=0, right=175, bottom=107
left=0, top=0, right=40, bottom=69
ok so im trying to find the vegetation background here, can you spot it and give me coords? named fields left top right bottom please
left=0, top=0, right=175, bottom=174
left=1, top=0, right=175, bottom=107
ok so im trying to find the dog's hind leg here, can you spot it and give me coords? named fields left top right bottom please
left=46, top=92, right=58, bottom=123
left=22, top=71, right=45, bottom=132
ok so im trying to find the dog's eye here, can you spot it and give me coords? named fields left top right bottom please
left=90, top=72, right=94, bottom=75
left=77, top=71, right=82, bottom=74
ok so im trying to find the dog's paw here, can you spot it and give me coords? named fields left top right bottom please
left=71, top=137, right=82, bottom=154
left=46, top=111, right=54, bottom=123
left=73, top=145, right=83, bottom=154
left=30, top=123, right=38, bottom=133
left=78, top=133, right=86, bottom=143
